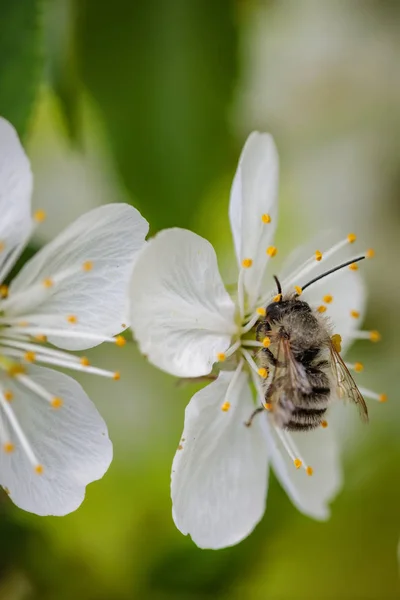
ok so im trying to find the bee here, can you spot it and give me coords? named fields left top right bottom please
left=246, top=257, right=369, bottom=430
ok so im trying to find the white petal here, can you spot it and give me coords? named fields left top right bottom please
left=229, top=132, right=279, bottom=307
left=171, top=370, right=269, bottom=549
left=9, top=204, right=149, bottom=350
left=130, top=228, right=236, bottom=377
left=265, top=419, right=342, bottom=520
left=0, top=117, right=33, bottom=264
left=0, top=365, right=112, bottom=516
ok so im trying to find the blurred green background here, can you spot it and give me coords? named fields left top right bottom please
left=1, top=0, right=400, bottom=598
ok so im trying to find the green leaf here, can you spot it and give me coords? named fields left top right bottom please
left=0, top=0, right=43, bottom=138
left=74, top=0, right=238, bottom=231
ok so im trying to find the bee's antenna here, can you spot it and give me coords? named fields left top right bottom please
left=300, top=255, right=366, bottom=292
left=273, top=275, right=282, bottom=297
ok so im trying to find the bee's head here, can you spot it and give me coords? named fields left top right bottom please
left=265, top=297, right=312, bottom=324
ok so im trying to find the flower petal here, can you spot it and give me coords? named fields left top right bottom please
left=130, top=228, right=236, bottom=377
left=229, top=132, right=279, bottom=307
left=9, top=204, right=149, bottom=350
left=0, top=365, right=112, bottom=516
left=171, top=370, right=269, bottom=549
left=265, top=418, right=342, bottom=520
left=0, top=117, right=33, bottom=264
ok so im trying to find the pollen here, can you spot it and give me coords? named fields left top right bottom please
left=217, top=352, right=226, bottom=362
left=24, top=352, right=36, bottom=363
left=350, top=310, right=360, bottom=319
left=315, top=250, right=323, bottom=262
left=370, top=330, right=381, bottom=343
left=379, top=393, right=387, bottom=403
left=241, top=258, right=253, bottom=268
left=7, top=364, right=26, bottom=377
left=258, top=367, right=268, bottom=379
left=42, top=278, right=54, bottom=288
left=3, top=443, right=14, bottom=454
left=273, top=293, right=282, bottom=303
left=113, top=371, right=121, bottom=381
left=0, top=284, right=8, bottom=298
left=80, top=357, right=90, bottom=367
left=221, top=401, right=231, bottom=412
left=261, top=213, right=271, bottom=224
left=82, top=261, right=93, bottom=272
left=114, top=335, right=126, bottom=347
left=34, top=334, right=47, bottom=342
left=34, top=464, right=44, bottom=475
left=366, top=248, right=375, bottom=259
left=349, top=263, right=358, bottom=271
left=4, top=390, right=13, bottom=402
left=306, top=466, right=314, bottom=476
left=354, top=362, right=364, bottom=373
left=317, top=305, right=327, bottom=314
left=331, top=334, right=342, bottom=352
left=34, top=210, right=47, bottom=223
left=266, top=246, right=277, bottom=258
left=256, top=307, right=266, bottom=317
left=262, top=336, right=271, bottom=348
left=323, top=295, right=333, bottom=304
left=17, top=321, right=29, bottom=328
left=264, top=402, right=272, bottom=411
left=67, top=315, right=78, bottom=324
left=321, top=420, right=328, bottom=428
left=295, top=286, right=302, bottom=295
left=347, top=233, right=357, bottom=244
left=294, top=458, right=302, bottom=469
left=51, top=397, right=63, bottom=409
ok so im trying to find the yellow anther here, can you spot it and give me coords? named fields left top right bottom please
left=4, top=391, right=13, bottom=402
left=366, top=248, right=375, bottom=259
left=321, top=420, right=328, bottom=428
left=51, top=397, right=63, bottom=409
left=42, top=278, right=54, bottom=288
left=273, top=293, right=282, bottom=303
left=349, top=263, right=358, bottom=271
left=306, top=466, right=314, bottom=476
left=0, top=241, right=5, bottom=252
left=217, top=352, right=226, bottom=362
left=17, top=321, right=29, bottom=328
left=350, top=310, right=360, bottom=319
left=323, top=295, right=333, bottom=304
left=261, top=213, right=271, bottom=224
left=7, top=364, right=26, bottom=377
left=35, top=464, right=44, bottom=475
left=379, top=393, right=387, bottom=403
left=241, top=258, right=253, bottom=269
left=315, top=250, right=323, bottom=262
left=80, top=357, right=90, bottom=367
left=262, top=337, right=271, bottom=348
left=257, top=367, right=269, bottom=379
left=113, top=372, right=121, bottom=381
left=294, top=458, right=302, bottom=470
left=3, top=443, right=14, bottom=454
left=0, top=284, right=8, bottom=298
left=347, top=233, right=357, bottom=244
left=370, top=330, right=381, bottom=342
left=256, top=307, right=266, bottom=316
left=34, top=334, right=47, bottom=343
left=317, top=305, right=327, bottom=313
left=114, top=335, right=126, bottom=347
left=266, top=246, right=277, bottom=258
left=354, top=362, right=364, bottom=373
left=67, top=315, right=78, bottom=324
left=23, top=351, right=36, bottom=363
left=34, top=210, right=46, bottom=223
left=82, top=261, right=93, bottom=272
left=221, top=401, right=231, bottom=412
left=264, top=402, right=272, bottom=411
left=331, top=334, right=342, bottom=353
left=295, top=286, right=302, bottom=295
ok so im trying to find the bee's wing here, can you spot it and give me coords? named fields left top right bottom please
left=267, top=336, right=312, bottom=427
left=329, top=341, right=369, bottom=422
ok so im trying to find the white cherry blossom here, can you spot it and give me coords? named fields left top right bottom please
left=0, top=117, right=149, bottom=515
left=130, top=132, right=382, bottom=549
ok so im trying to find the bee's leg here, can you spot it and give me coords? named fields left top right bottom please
left=244, top=406, right=266, bottom=427
left=261, top=347, right=278, bottom=367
